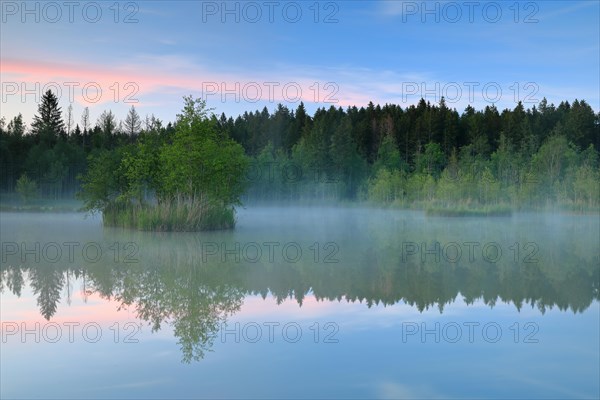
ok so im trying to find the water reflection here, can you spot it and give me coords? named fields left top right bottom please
left=1, top=208, right=599, bottom=362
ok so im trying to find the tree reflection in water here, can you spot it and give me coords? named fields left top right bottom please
left=2, top=214, right=599, bottom=362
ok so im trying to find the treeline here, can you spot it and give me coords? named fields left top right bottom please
left=0, top=91, right=176, bottom=199
left=1, top=91, right=599, bottom=210
left=225, top=98, right=599, bottom=210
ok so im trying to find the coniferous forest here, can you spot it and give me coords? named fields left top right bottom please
left=1, top=90, right=599, bottom=229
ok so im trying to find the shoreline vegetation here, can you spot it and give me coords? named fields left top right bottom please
left=1, top=92, right=599, bottom=229
left=425, top=204, right=513, bottom=217
left=0, top=194, right=83, bottom=212
left=1, top=195, right=599, bottom=217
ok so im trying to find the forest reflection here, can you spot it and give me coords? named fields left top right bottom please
left=2, top=215, right=598, bottom=362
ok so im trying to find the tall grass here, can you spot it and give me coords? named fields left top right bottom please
left=425, top=203, right=513, bottom=217
left=102, top=196, right=236, bottom=231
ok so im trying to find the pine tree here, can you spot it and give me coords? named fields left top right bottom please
left=7, top=114, right=25, bottom=137
left=31, top=90, right=64, bottom=141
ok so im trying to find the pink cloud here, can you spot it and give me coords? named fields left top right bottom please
left=1, top=57, right=371, bottom=109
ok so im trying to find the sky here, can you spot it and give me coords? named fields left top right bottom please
left=1, top=0, right=599, bottom=129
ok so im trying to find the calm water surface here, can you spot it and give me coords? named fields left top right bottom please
left=1, top=207, right=599, bottom=399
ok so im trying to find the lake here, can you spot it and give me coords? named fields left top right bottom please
left=1, top=206, right=599, bottom=399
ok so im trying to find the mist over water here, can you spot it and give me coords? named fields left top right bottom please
left=2, top=0, right=598, bottom=397
left=1, top=206, right=598, bottom=398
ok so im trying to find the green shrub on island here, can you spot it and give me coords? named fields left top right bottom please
left=78, top=97, right=248, bottom=231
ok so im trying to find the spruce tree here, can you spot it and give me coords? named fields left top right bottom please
left=31, top=90, right=65, bottom=140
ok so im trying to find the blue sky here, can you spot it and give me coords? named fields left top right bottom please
left=1, top=0, right=598, bottom=128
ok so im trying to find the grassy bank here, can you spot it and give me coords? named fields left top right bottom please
left=0, top=193, right=84, bottom=212
left=425, top=204, right=513, bottom=217
left=423, top=201, right=600, bottom=217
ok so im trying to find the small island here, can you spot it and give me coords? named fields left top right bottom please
left=78, top=96, right=248, bottom=231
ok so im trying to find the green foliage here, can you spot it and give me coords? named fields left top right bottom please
left=159, top=96, right=248, bottom=205
left=532, top=134, right=577, bottom=185
left=77, top=96, right=248, bottom=231
left=364, top=133, right=599, bottom=213
left=330, top=116, right=367, bottom=198
left=572, top=164, right=600, bottom=210
left=96, top=110, right=117, bottom=135
left=15, top=174, right=38, bottom=203
left=120, top=133, right=163, bottom=204
left=367, top=168, right=405, bottom=205
left=77, top=148, right=128, bottom=212
left=7, top=114, right=25, bottom=137
left=415, top=142, right=445, bottom=177
left=373, top=134, right=405, bottom=173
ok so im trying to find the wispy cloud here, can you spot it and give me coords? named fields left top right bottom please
left=377, top=381, right=444, bottom=399
left=538, top=0, right=599, bottom=20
